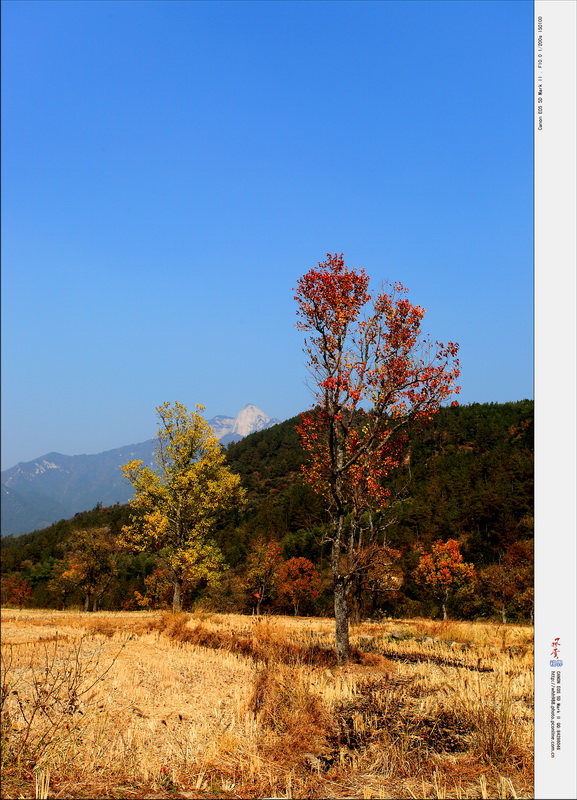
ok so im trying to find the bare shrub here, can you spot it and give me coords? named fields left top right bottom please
left=1, top=635, right=123, bottom=777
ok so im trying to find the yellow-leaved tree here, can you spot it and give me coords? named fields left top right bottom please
left=121, top=402, right=245, bottom=612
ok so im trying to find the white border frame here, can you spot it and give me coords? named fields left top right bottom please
left=534, top=2, right=577, bottom=798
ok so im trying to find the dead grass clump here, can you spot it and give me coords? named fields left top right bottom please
left=352, top=649, right=394, bottom=669
left=84, top=620, right=117, bottom=638
left=466, top=682, right=530, bottom=769
left=249, top=663, right=335, bottom=766
left=157, top=611, right=190, bottom=638
left=154, top=612, right=342, bottom=668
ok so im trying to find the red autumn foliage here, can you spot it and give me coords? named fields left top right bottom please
left=415, top=539, right=476, bottom=620
left=2, top=575, right=32, bottom=609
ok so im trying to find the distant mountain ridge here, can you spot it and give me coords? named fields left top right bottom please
left=1, top=405, right=279, bottom=537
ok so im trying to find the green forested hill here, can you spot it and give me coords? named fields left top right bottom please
left=224, top=414, right=305, bottom=497
left=222, top=400, right=533, bottom=553
left=392, top=401, right=533, bottom=551
left=1, top=401, right=533, bottom=621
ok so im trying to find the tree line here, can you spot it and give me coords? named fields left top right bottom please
left=1, top=398, right=533, bottom=624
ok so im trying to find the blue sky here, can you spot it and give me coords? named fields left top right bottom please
left=1, top=0, right=534, bottom=469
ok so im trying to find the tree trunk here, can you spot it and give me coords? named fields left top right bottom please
left=92, top=596, right=99, bottom=613
left=83, top=595, right=90, bottom=612
left=501, top=606, right=507, bottom=625
left=331, top=508, right=350, bottom=664
left=334, top=575, right=350, bottom=664
left=172, top=577, right=183, bottom=613
left=442, top=588, right=449, bottom=621
left=349, top=577, right=362, bottom=625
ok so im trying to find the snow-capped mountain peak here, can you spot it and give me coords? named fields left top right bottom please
left=231, top=404, right=275, bottom=436
left=208, top=405, right=279, bottom=441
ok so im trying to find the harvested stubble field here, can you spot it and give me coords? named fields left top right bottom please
left=1, top=609, right=533, bottom=800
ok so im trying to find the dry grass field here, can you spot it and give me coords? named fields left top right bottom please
left=1, top=608, right=533, bottom=799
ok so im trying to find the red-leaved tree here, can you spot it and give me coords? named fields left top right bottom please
left=414, top=539, right=476, bottom=620
left=1, top=576, right=32, bottom=609
left=278, top=557, right=321, bottom=616
left=294, top=254, right=460, bottom=662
